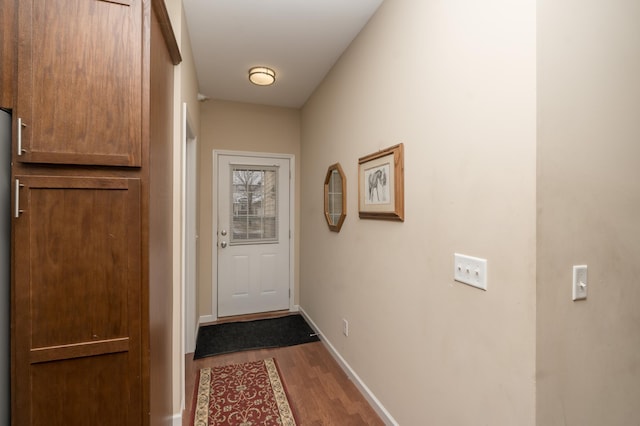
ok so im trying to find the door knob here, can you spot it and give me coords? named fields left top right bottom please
left=220, top=241, right=228, bottom=248
left=220, top=229, right=227, bottom=236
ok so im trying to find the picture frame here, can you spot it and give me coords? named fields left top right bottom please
left=358, top=143, right=404, bottom=221
left=323, top=162, right=347, bottom=232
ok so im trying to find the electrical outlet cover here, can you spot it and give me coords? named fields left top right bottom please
left=454, top=253, right=487, bottom=290
left=572, top=265, right=588, bottom=301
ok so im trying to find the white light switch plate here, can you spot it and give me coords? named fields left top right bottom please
left=572, top=265, right=587, bottom=301
left=454, top=253, right=487, bottom=290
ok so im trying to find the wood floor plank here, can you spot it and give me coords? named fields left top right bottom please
left=182, top=316, right=384, bottom=426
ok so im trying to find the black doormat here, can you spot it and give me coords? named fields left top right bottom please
left=194, top=314, right=320, bottom=359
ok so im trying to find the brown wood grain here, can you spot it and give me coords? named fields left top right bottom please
left=10, top=0, right=161, bottom=424
left=12, top=176, right=143, bottom=425
left=99, top=0, right=133, bottom=5
left=29, top=338, right=129, bottom=364
left=152, top=0, right=182, bottom=65
left=358, top=143, right=404, bottom=221
left=29, top=186, right=130, bottom=348
left=16, top=0, right=143, bottom=166
left=8, top=0, right=178, bottom=423
left=324, top=163, right=347, bottom=232
left=0, top=0, right=15, bottom=108
left=31, top=353, right=132, bottom=425
left=183, top=314, right=385, bottom=426
left=147, top=3, right=175, bottom=424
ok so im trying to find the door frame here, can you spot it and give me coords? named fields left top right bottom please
left=211, top=150, right=296, bottom=321
left=182, top=103, right=198, bottom=354
left=180, top=103, right=198, bottom=414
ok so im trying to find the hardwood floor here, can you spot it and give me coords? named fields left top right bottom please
left=182, top=314, right=384, bottom=425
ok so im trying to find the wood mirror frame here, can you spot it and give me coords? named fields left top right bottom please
left=324, top=163, right=346, bottom=232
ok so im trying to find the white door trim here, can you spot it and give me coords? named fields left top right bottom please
left=212, top=150, right=295, bottom=321
left=183, top=103, right=198, bottom=353
left=180, top=103, right=198, bottom=412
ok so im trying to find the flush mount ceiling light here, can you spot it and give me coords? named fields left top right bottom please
left=248, top=67, right=276, bottom=86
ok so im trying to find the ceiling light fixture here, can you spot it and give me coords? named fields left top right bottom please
left=248, top=67, right=276, bottom=86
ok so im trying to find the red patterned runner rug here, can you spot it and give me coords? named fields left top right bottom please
left=192, top=358, right=297, bottom=426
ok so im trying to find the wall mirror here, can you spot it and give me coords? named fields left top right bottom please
left=324, top=163, right=346, bottom=232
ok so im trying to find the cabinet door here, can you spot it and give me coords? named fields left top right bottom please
left=12, top=176, right=142, bottom=426
left=1, top=0, right=16, bottom=108
left=16, top=0, right=143, bottom=166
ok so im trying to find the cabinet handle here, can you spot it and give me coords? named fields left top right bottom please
left=17, top=117, right=27, bottom=156
left=14, top=179, right=24, bottom=218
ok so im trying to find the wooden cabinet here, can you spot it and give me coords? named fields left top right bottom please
left=13, top=176, right=142, bottom=425
left=7, top=0, right=181, bottom=424
left=1, top=0, right=15, bottom=107
left=15, top=0, right=143, bottom=166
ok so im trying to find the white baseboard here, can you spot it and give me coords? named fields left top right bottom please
left=198, top=314, right=216, bottom=326
left=170, top=413, right=182, bottom=426
left=298, top=307, right=399, bottom=426
left=198, top=308, right=299, bottom=326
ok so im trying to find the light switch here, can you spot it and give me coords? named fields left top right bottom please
left=572, top=265, right=587, bottom=301
left=454, top=253, right=487, bottom=290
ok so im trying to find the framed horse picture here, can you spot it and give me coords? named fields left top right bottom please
left=358, top=143, right=404, bottom=221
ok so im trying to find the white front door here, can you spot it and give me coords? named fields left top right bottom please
left=216, top=154, right=291, bottom=317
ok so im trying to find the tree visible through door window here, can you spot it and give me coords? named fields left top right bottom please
left=231, top=167, right=278, bottom=243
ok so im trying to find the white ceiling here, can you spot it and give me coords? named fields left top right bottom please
left=183, top=0, right=384, bottom=108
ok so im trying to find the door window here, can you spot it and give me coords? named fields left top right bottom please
left=230, top=166, right=278, bottom=244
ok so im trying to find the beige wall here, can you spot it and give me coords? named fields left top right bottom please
left=179, top=7, right=200, bottom=134
left=537, top=1, right=640, bottom=425
left=300, top=0, right=537, bottom=424
left=177, top=5, right=200, bottom=416
left=197, top=100, right=301, bottom=318
left=179, top=1, right=640, bottom=424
